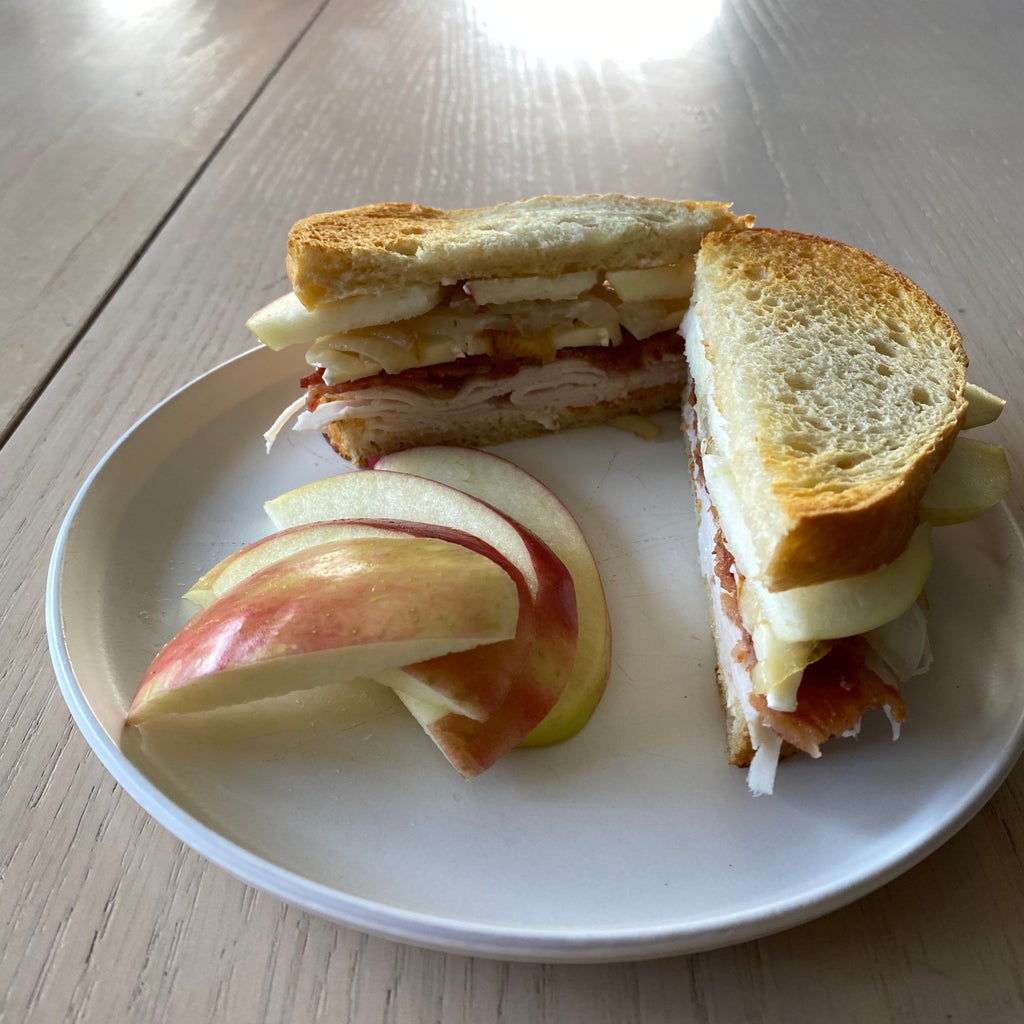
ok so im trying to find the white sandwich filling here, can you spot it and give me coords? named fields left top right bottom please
left=689, top=453, right=785, bottom=793
left=682, top=307, right=934, bottom=794
left=251, top=265, right=696, bottom=445
left=688, top=417, right=931, bottom=795
left=264, top=351, right=686, bottom=451
left=683, top=306, right=775, bottom=581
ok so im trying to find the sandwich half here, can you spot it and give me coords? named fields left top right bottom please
left=250, top=194, right=752, bottom=464
left=682, top=227, right=997, bottom=795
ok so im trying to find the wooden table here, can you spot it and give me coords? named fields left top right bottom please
left=3, top=0, right=1022, bottom=1018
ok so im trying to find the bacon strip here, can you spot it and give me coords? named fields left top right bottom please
left=302, top=331, right=685, bottom=409
left=688, top=382, right=908, bottom=765
left=748, top=638, right=906, bottom=758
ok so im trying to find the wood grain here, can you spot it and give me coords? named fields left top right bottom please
left=0, top=0, right=326, bottom=441
left=2, top=0, right=1023, bottom=1020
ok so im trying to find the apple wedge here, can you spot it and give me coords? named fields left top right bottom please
left=391, top=516, right=578, bottom=776
left=184, top=520, right=412, bottom=608
left=246, top=285, right=443, bottom=351
left=126, top=536, right=519, bottom=726
left=184, top=516, right=541, bottom=723
left=263, top=470, right=581, bottom=771
left=963, top=382, right=1006, bottom=430
left=265, top=471, right=540, bottom=598
left=371, top=446, right=612, bottom=746
left=920, top=435, right=1011, bottom=526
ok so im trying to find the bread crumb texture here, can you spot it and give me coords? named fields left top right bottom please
left=696, top=228, right=968, bottom=587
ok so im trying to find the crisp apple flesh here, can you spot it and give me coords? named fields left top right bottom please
left=183, top=517, right=539, bottom=721
left=126, top=536, right=519, bottom=726
left=371, top=446, right=612, bottom=746
left=464, top=271, right=598, bottom=305
left=920, top=435, right=1011, bottom=526
left=262, top=470, right=581, bottom=772
left=606, top=264, right=694, bottom=302
left=246, top=285, right=443, bottom=351
left=393, top=516, right=578, bottom=776
left=741, top=525, right=935, bottom=644
left=265, top=471, right=540, bottom=599
left=963, top=382, right=1006, bottom=429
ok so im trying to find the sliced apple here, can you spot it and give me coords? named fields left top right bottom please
left=371, top=446, right=612, bottom=747
left=265, top=470, right=540, bottom=599
left=393, top=516, right=578, bottom=776
left=365, top=522, right=551, bottom=736
left=184, top=520, right=411, bottom=608
left=263, top=469, right=581, bottom=770
left=742, top=525, right=935, bottom=645
left=963, top=382, right=1006, bottom=430
left=184, top=517, right=545, bottom=723
left=246, top=285, right=444, bottom=351
left=126, top=536, right=519, bottom=726
left=606, top=263, right=694, bottom=301
left=920, top=435, right=1011, bottom=526
left=616, top=299, right=688, bottom=340
left=463, top=271, right=599, bottom=305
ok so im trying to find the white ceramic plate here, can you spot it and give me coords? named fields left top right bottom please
left=47, top=346, right=1024, bottom=963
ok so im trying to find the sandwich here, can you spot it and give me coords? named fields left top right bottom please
left=247, top=196, right=1008, bottom=794
left=249, top=194, right=752, bottom=464
left=682, top=227, right=1007, bottom=794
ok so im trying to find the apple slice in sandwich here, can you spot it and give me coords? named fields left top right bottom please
left=371, top=446, right=612, bottom=746
left=125, top=536, right=519, bottom=726
left=264, top=470, right=579, bottom=774
left=919, top=434, right=1011, bottom=526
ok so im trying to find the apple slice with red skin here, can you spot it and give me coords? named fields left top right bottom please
left=393, top=520, right=578, bottom=776
left=184, top=520, right=407, bottom=608
left=371, top=446, right=611, bottom=746
left=264, top=470, right=579, bottom=774
left=265, top=471, right=540, bottom=599
left=125, top=536, right=519, bottom=726
left=183, top=517, right=536, bottom=722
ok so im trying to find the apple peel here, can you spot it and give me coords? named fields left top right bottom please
left=184, top=515, right=548, bottom=723
left=395, top=515, right=579, bottom=776
left=371, top=446, right=612, bottom=747
left=126, top=536, right=519, bottom=726
left=184, top=520, right=410, bottom=608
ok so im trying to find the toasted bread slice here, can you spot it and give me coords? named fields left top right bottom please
left=286, top=194, right=752, bottom=307
left=685, top=228, right=968, bottom=591
left=279, top=194, right=751, bottom=464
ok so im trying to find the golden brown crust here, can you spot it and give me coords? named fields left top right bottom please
left=765, top=440, right=956, bottom=589
left=287, top=194, right=753, bottom=307
left=287, top=203, right=446, bottom=304
left=693, top=227, right=969, bottom=591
